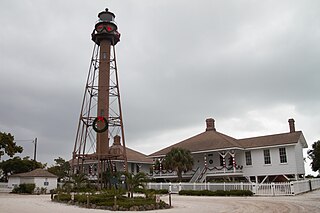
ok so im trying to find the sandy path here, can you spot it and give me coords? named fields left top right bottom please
left=1, top=190, right=320, bottom=213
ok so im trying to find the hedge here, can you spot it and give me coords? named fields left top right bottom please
left=53, top=192, right=170, bottom=210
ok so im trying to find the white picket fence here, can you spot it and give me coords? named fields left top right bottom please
left=2, top=178, right=320, bottom=196
left=147, top=178, right=320, bottom=196
left=0, top=182, right=12, bottom=193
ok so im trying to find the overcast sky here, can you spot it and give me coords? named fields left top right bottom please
left=1, top=1, right=319, bottom=175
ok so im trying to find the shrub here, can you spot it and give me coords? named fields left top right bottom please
left=56, top=193, right=71, bottom=202
left=12, top=183, right=36, bottom=194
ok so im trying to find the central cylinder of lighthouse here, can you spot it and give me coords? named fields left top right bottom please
left=97, top=39, right=111, bottom=156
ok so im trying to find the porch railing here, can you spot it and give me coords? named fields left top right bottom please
left=152, top=165, right=243, bottom=179
left=152, top=170, right=194, bottom=177
left=189, top=167, right=201, bottom=183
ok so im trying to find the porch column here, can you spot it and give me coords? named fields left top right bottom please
left=230, top=151, right=236, bottom=173
left=204, top=154, right=207, bottom=168
left=223, top=156, right=226, bottom=173
left=219, top=152, right=227, bottom=173
left=159, top=158, right=162, bottom=176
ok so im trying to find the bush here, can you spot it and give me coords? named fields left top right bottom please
left=179, top=189, right=253, bottom=196
left=53, top=190, right=170, bottom=210
left=12, top=183, right=36, bottom=194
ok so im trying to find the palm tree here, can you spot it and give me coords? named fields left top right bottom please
left=72, top=173, right=88, bottom=190
left=123, top=172, right=148, bottom=198
left=163, top=147, right=194, bottom=182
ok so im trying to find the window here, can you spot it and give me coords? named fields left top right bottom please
left=279, top=147, right=287, bottom=163
left=263, top=149, right=271, bottom=165
left=245, top=151, right=252, bottom=166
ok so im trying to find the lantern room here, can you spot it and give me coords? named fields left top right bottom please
left=92, top=8, right=120, bottom=45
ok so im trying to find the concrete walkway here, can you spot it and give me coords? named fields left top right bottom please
left=1, top=190, right=320, bottom=213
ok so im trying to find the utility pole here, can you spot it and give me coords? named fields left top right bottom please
left=33, top=138, right=37, bottom=161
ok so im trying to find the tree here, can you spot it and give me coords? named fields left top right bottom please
left=72, top=173, right=88, bottom=190
left=47, top=157, right=71, bottom=181
left=123, top=172, right=148, bottom=198
left=0, top=156, right=45, bottom=181
left=0, top=132, right=23, bottom=159
left=163, top=147, right=194, bottom=181
left=308, top=140, right=320, bottom=174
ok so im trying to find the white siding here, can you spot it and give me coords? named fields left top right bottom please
left=22, top=177, right=35, bottom=184
left=8, top=177, right=20, bottom=188
left=295, top=139, right=306, bottom=175
left=192, top=153, right=205, bottom=169
left=243, top=145, right=297, bottom=176
left=33, top=177, right=57, bottom=192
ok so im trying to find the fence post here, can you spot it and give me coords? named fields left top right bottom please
left=179, top=182, right=182, bottom=192
left=272, top=183, right=275, bottom=196
left=193, top=182, right=196, bottom=190
left=290, top=182, right=295, bottom=195
left=169, top=182, right=172, bottom=193
left=309, top=180, right=312, bottom=192
left=241, top=182, right=243, bottom=190
left=252, top=183, right=256, bottom=195
left=223, top=182, right=226, bottom=191
left=160, top=182, right=163, bottom=190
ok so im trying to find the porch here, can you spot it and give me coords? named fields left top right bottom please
left=151, top=149, right=244, bottom=182
left=152, top=166, right=244, bottom=182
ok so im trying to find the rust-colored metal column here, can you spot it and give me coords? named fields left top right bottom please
left=97, top=39, right=111, bottom=157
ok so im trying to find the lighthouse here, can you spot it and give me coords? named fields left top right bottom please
left=72, top=8, right=127, bottom=186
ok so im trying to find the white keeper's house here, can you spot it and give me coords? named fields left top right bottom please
left=149, top=118, right=308, bottom=183
left=8, top=169, right=58, bottom=192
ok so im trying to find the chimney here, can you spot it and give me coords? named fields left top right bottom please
left=206, top=118, right=216, bottom=131
left=113, top=135, right=121, bottom=145
left=288, top=118, right=295, bottom=133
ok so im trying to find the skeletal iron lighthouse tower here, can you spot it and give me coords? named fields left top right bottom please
left=72, top=8, right=127, bottom=184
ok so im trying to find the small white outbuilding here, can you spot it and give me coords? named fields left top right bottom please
left=8, top=168, right=57, bottom=192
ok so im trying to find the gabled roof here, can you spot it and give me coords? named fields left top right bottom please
left=148, top=118, right=308, bottom=158
left=149, top=130, right=242, bottom=157
left=238, top=131, right=305, bottom=149
left=126, top=147, right=153, bottom=164
left=10, top=169, right=57, bottom=178
left=69, top=146, right=153, bottom=164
